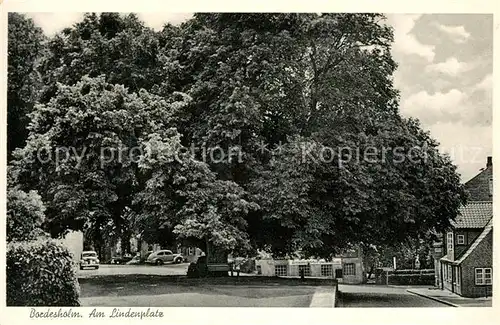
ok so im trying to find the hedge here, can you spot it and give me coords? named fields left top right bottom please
left=387, top=273, right=435, bottom=285
left=7, top=239, right=80, bottom=306
left=392, top=269, right=434, bottom=275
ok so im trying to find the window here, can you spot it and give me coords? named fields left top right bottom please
left=447, top=232, right=454, bottom=256
left=299, top=264, right=311, bottom=277
left=321, top=264, right=333, bottom=277
left=343, top=263, right=356, bottom=276
left=455, top=267, right=460, bottom=285
left=188, top=247, right=194, bottom=255
left=457, top=235, right=465, bottom=245
left=476, top=268, right=492, bottom=285
left=447, top=265, right=452, bottom=282
left=275, top=265, right=288, bottom=276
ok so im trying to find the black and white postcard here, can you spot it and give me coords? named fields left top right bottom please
left=0, top=1, right=497, bottom=325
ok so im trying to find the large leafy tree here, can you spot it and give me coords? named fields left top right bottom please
left=7, top=13, right=46, bottom=159
left=10, top=13, right=467, bottom=260
left=165, top=13, right=466, bottom=257
left=38, top=13, right=166, bottom=103
left=12, top=76, right=256, bottom=258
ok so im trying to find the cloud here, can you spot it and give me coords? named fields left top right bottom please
left=401, top=89, right=469, bottom=124
left=475, top=73, right=492, bottom=91
left=434, top=23, right=471, bottom=43
left=425, top=57, right=472, bottom=76
left=388, top=14, right=435, bottom=62
left=402, top=83, right=491, bottom=127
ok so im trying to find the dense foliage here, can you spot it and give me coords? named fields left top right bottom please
left=7, top=239, right=81, bottom=306
left=7, top=13, right=45, bottom=158
left=8, top=13, right=467, bottom=259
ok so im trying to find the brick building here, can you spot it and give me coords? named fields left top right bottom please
left=463, top=156, right=493, bottom=201
left=432, top=157, right=493, bottom=297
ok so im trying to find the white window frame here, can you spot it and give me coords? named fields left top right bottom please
left=275, top=265, right=288, bottom=276
left=457, top=235, right=465, bottom=245
left=475, top=268, right=492, bottom=285
left=446, top=232, right=453, bottom=251
left=343, top=263, right=356, bottom=276
left=299, top=264, right=311, bottom=277
left=320, top=264, right=333, bottom=277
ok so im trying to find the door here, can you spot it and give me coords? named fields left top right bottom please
left=164, top=250, right=174, bottom=262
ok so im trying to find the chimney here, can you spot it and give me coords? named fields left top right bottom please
left=487, top=156, right=492, bottom=168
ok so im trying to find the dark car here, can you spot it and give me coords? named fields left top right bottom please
left=110, top=254, right=134, bottom=264
left=125, top=255, right=141, bottom=265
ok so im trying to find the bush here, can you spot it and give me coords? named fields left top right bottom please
left=7, top=187, right=46, bottom=242
left=7, top=239, right=80, bottom=306
left=387, top=273, right=435, bottom=285
left=392, top=269, right=434, bottom=275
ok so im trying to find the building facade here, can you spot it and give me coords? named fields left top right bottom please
left=255, top=246, right=365, bottom=284
left=433, top=157, right=493, bottom=298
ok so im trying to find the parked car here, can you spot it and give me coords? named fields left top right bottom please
left=146, top=250, right=184, bottom=265
left=125, top=255, right=142, bottom=265
left=79, top=251, right=99, bottom=270
left=110, top=254, right=134, bottom=264
left=124, top=251, right=155, bottom=265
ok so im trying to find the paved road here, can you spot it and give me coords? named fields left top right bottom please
left=77, top=263, right=189, bottom=278
left=337, top=284, right=449, bottom=307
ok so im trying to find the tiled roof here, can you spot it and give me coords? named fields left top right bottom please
left=450, top=201, right=492, bottom=229
left=454, top=219, right=493, bottom=265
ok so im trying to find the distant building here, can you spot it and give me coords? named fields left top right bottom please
left=432, top=157, right=493, bottom=297
left=255, top=245, right=365, bottom=284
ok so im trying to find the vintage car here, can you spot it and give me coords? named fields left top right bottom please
left=79, top=251, right=99, bottom=270
left=146, top=250, right=184, bottom=265
left=109, top=254, right=134, bottom=264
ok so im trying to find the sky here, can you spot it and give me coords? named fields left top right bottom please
left=25, top=13, right=493, bottom=182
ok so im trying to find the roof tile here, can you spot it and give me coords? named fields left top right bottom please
left=450, top=201, right=492, bottom=228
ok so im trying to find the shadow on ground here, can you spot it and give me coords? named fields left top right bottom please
left=79, top=275, right=333, bottom=299
left=336, top=290, right=446, bottom=308
left=78, top=275, right=336, bottom=307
